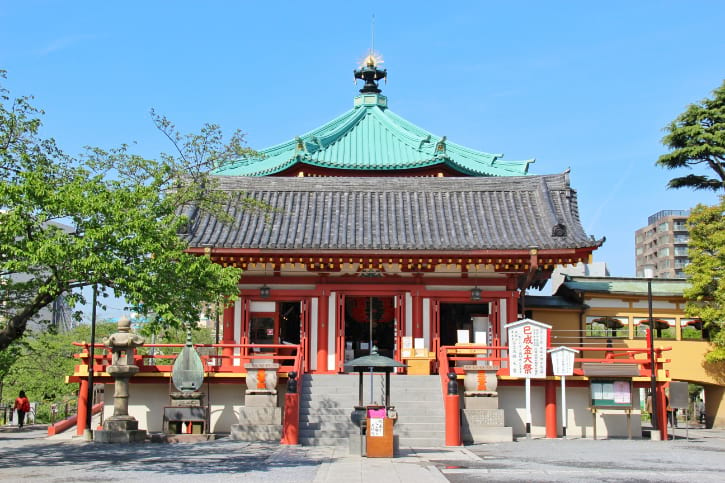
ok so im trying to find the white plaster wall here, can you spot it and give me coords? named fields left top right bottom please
left=309, top=297, right=318, bottom=371
left=250, top=301, right=275, bottom=312
left=631, top=300, right=677, bottom=310
left=103, top=383, right=169, bottom=433
left=423, top=298, right=430, bottom=347
left=498, top=384, right=642, bottom=438
left=587, top=298, right=627, bottom=308
left=405, top=293, right=412, bottom=339
left=500, top=298, right=508, bottom=346
left=327, top=292, right=336, bottom=371
left=233, top=298, right=242, bottom=365
left=104, top=382, right=248, bottom=433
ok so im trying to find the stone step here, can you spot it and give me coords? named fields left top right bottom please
left=298, top=436, right=349, bottom=446
left=394, top=427, right=446, bottom=438
left=299, top=401, right=439, bottom=409
left=461, top=425, right=513, bottom=444
left=237, top=407, right=282, bottom=425
left=300, top=421, right=357, bottom=432
left=230, top=424, right=282, bottom=442
left=299, top=429, right=356, bottom=441
left=302, top=375, right=441, bottom=388
left=299, top=414, right=358, bottom=424
left=299, top=404, right=352, bottom=413
left=299, top=374, right=445, bottom=447
left=300, top=393, right=443, bottom=403
left=396, top=437, right=445, bottom=448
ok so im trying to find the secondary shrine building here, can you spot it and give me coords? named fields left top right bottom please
left=184, top=57, right=602, bottom=374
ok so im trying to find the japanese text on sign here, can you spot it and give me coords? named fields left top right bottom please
left=507, top=321, right=549, bottom=378
left=369, top=418, right=384, bottom=437
left=550, top=347, right=577, bottom=376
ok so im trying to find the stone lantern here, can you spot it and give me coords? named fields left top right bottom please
left=94, top=316, right=147, bottom=443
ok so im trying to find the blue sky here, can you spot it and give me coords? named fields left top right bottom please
left=2, top=1, right=724, bottom=318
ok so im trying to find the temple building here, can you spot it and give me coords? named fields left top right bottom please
left=183, top=54, right=602, bottom=374
left=71, top=55, right=689, bottom=443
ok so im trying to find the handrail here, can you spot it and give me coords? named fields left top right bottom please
left=73, top=342, right=302, bottom=376
left=47, top=402, right=103, bottom=436
left=437, top=343, right=672, bottom=379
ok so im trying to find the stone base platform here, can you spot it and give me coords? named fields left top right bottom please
left=230, top=423, right=282, bottom=441
left=461, top=395, right=513, bottom=444
left=94, top=429, right=147, bottom=443
left=94, top=417, right=147, bottom=443
left=164, top=433, right=218, bottom=443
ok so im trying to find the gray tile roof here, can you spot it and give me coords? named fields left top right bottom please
left=182, top=172, right=601, bottom=252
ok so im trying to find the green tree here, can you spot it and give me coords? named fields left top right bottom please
left=0, top=337, right=26, bottom=401
left=0, top=71, right=256, bottom=350
left=3, top=323, right=117, bottom=408
left=684, top=198, right=725, bottom=361
left=657, top=80, right=725, bottom=191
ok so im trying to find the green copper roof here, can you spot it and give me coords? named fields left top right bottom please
left=558, top=276, right=691, bottom=297
left=215, top=93, right=534, bottom=177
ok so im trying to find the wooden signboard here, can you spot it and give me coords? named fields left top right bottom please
left=590, top=379, right=633, bottom=408
left=366, top=418, right=394, bottom=457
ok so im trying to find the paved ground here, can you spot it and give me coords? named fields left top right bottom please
left=440, top=429, right=725, bottom=482
left=1, top=424, right=724, bottom=482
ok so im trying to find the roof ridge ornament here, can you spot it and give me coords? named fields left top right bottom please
left=354, top=50, right=387, bottom=94
left=418, top=135, right=432, bottom=150
left=435, top=136, right=447, bottom=156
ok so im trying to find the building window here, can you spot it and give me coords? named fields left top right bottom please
left=634, top=317, right=675, bottom=339
left=680, top=319, right=703, bottom=339
left=586, top=316, right=627, bottom=338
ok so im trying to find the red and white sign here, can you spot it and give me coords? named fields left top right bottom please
left=505, top=319, right=551, bottom=378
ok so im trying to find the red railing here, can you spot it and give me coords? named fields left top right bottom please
left=72, top=342, right=302, bottom=375
left=282, top=335, right=305, bottom=445
left=437, top=343, right=670, bottom=384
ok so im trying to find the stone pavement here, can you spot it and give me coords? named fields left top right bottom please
left=1, top=424, right=724, bottom=482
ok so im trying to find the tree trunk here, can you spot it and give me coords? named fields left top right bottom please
left=0, top=292, right=54, bottom=350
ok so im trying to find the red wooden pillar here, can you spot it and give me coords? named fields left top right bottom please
left=317, top=290, right=329, bottom=372
left=221, top=304, right=235, bottom=370
left=76, top=377, right=89, bottom=436
left=507, top=291, right=518, bottom=323
left=445, top=394, right=461, bottom=446
left=412, top=292, right=422, bottom=339
left=656, top=382, right=669, bottom=440
left=545, top=379, right=558, bottom=438
left=282, top=392, right=299, bottom=445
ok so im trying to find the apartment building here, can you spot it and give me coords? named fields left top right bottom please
left=635, top=210, right=690, bottom=278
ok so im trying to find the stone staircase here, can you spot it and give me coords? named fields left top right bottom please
left=299, top=374, right=445, bottom=447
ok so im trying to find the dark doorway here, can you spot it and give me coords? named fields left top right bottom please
left=279, top=301, right=301, bottom=345
left=439, top=302, right=490, bottom=347
left=345, top=296, right=395, bottom=359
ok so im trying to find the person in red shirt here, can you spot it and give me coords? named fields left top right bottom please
left=14, top=390, right=30, bottom=430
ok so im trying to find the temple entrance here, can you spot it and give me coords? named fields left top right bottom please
left=439, top=302, right=491, bottom=347
left=279, top=301, right=301, bottom=345
left=248, top=300, right=303, bottom=352
left=344, top=296, right=396, bottom=359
